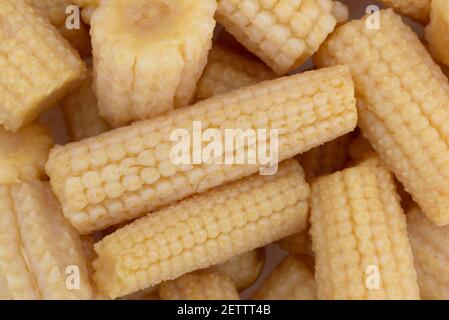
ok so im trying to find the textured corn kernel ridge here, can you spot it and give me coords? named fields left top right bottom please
left=216, top=0, right=337, bottom=75
left=0, top=123, right=54, bottom=184
left=0, top=0, right=86, bottom=131
left=46, top=65, right=356, bottom=234
left=332, top=1, right=349, bottom=26
left=315, top=9, right=449, bottom=226
left=252, top=255, right=316, bottom=300
left=425, top=0, right=449, bottom=68
left=310, top=164, right=419, bottom=300
left=90, top=0, right=217, bottom=128
left=380, top=0, right=430, bottom=23
left=195, top=42, right=276, bottom=101
left=62, top=65, right=110, bottom=141
left=298, top=132, right=353, bottom=180
left=407, top=206, right=449, bottom=299
left=213, top=248, right=265, bottom=291
left=92, top=160, right=310, bottom=298
left=24, top=0, right=92, bottom=57
left=159, top=270, right=240, bottom=300
left=277, top=225, right=311, bottom=256
left=0, top=182, right=93, bottom=299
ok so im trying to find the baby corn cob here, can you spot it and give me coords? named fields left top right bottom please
left=61, top=65, right=110, bottom=141
left=0, top=0, right=86, bottom=132
left=0, top=123, right=53, bottom=184
left=425, top=0, right=449, bottom=68
left=252, top=255, right=316, bottom=300
left=214, top=248, right=265, bottom=291
left=159, top=270, right=239, bottom=300
left=0, top=182, right=92, bottom=299
left=277, top=226, right=311, bottom=256
left=315, top=9, right=449, bottom=226
left=310, top=164, right=419, bottom=300
left=93, top=160, right=310, bottom=298
left=90, top=0, right=217, bottom=127
left=216, top=0, right=337, bottom=75
left=46, top=65, right=356, bottom=234
left=195, top=42, right=275, bottom=101
left=407, top=206, right=449, bottom=299
left=380, top=0, right=430, bottom=23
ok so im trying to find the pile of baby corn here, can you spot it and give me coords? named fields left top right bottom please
left=1, top=0, right=449, bottom=300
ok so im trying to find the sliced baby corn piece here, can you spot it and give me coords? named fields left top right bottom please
left=90, top=0, right=217, bottom=128
left=61, top=64, right=110, bottom=141
left=46, top=65, right=357, bottom=234
left=380, top=0, right=430, bottom=24
left=0, top=182, right=93, bottom=299
left=195, top=41, right=276, bottom=101
left=310, top=163, right=419, bottom=300
left=315, top=9, right=449, bottom=226
left=215, top=0, right=337, bottom=75
left=0, top=0, right=86, bottom=132
left=93, top=160, right=310, bottom=298
left=213, top=248, right=265, bottom=291
left=24, top=0, right=92, bottom=57
left=407, top=206, right=449, bottom=300
left=425, top=0, right=449, bottom=68
left=159, top=270, right=239, bottom=300
left=252, top=255, right=316, bottom=300
left=277, top=225, right=311, bottom=256
left=0, top=123, right=53, bottom=184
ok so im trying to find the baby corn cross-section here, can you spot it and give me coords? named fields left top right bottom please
left=315, top=9, right=449, bottom=226
left=46, top=65, right=357, bottom=234
left=310, top=163, right=419, bottom=300
left=93, top=160, right=310, bottom=298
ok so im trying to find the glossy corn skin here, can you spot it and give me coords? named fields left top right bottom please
left=62, top=66, right=110, bottom=141
left=159, top=270, right=239, bottom=300
left=0, top=123, right=53, bottom=184
left=310, top=164, right=419, bottom=299
left=46, top=65, right=356, bottom=234
left=315, top=9, right=449, bottom=226
left=252, top=255, right=316, bottom=300
left=425, top=0, right=449, bottom=68
left=380, top=0, right=430, bottom=23
left=93, top=160, right=310, bottom=298
left=216, top=0, right=337, bottom=75
left=407, top=206, right=449, bottom=300
left=0, top=182, right=92, bottom=299
left=195, top=42, right=275, bottom=101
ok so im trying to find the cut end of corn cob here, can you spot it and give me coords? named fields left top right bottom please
left=159, top=270, right=240, bottom=300
left=0, top=181, right=93, bottom=299
left=0, top=0, right=86, bottom=131
left=315, top=9, right=449, bottom=227
left=215, top=0, right=337, bottom=75
left=310, top=164, right=419, bottom=299
left=252, top=255, right=316, bottom=300
left=92, top=160, right=310, bottom=298
left=46, top=65, right=356, bottom=234
left=0, top=123, right=54, bottom=184
left=425, top=0, right=449, bottom=68
left=380, top=0, right=430, bottom=23
left=91, top=0, right=217, bottom=127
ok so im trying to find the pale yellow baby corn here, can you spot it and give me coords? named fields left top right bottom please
left=310, top=164, right=419, bottom=299
left=216, top=0, right=337, bottom=75
left=90, top=0, right=217, bottom=127
left=407, top=206, right=449, bottom=300
left=252, top=255, right=316, bottom=300
left=315, top=9, right=449, bottom=226
left=277, top=226, right=310, bottom=256
left=46, top=65, right=356, bottom=234
left=0, top=123, right=53, bottom=184
left=73, top=0, right=99, bottom=24
left=93, top=160, right=310, bottom=298
left=214, top=248, right=265, bottom=291
left=159, top=270, right=240, bottom=300
left=0, top=182, right=92, bottom=299
left=380, top=0, right=430, bottom=23
left=62, top=66, right=110, bottom=141
left=425, top=0, right=449, bottom=68
left=195, top=42, right=275, bottom=101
